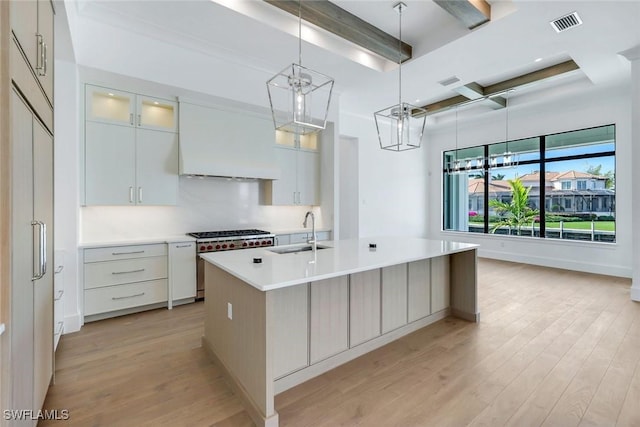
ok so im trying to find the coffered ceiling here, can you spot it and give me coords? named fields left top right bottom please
left=61, top=0, right=640, bottom=118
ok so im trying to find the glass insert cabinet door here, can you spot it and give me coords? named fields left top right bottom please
left=86, top=84, right=178, bottom=132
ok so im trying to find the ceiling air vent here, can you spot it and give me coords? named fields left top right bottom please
left=438, top=76, right=460, bottom=87
left=550, top=12, right=582, bottom=33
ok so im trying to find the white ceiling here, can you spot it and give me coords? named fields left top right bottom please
left=63, top=0, right=640, bottom=118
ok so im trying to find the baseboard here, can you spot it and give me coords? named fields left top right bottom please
left=63, top=312, right=82, bottom=334
left=201, top=337, right=279, bottom=427
left=479, top=249, right=632, bottom=278
left=631, top=285, right=640, bottom=302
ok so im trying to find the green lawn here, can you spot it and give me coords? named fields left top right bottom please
left=544, top=221, right=615, bottom=231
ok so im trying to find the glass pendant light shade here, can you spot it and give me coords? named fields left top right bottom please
left=374, top=103, right=426, bottom=151
left=267, top=63, right=334, bottom=135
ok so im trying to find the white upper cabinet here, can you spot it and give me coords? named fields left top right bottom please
left=11, top=0, right=54, bottom=105
left=263, top=130, right=320, bottom=206
left=84, top=84, right=178, bottom=205
left=86, top=85, right=177, bottom=132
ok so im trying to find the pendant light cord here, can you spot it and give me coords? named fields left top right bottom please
left=298, top=0, right=302, bottom=66
left=398, top=3, right=402, bottom=111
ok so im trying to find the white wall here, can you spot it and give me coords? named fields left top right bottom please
left=426, top=80, right=632, bottom=278
left=339, top=112, right=428, bottom=238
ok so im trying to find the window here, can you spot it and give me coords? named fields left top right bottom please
left=443, top=124, right=615, bottom=243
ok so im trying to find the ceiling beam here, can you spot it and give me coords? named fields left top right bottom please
left=264, top=0, right=412, bottom=63
left=418, top=59, right=581, bottom=116
left=454, top=82, right=506, bottom=109
left=433, top=0, right=491, bottom=30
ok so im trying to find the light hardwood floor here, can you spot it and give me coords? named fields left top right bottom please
left=42, top=259, right=640, bottom=426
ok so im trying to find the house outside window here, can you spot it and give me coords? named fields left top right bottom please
left=443, top=124, right=615, bottom=243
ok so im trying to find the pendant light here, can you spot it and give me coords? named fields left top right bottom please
left=448, top=107, right=461, bottom=174
left=266, top=1, right=334, bottom=135
left=374, top=2, right=427, bottom=151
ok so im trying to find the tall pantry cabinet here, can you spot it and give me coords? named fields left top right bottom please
left=1, top=0, right=55, bottom=424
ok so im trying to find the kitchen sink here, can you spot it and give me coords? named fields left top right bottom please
left=268, top=244, right=330, bottom=255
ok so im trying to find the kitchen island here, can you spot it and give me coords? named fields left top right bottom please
left=201, top=237, right=479, bottom=427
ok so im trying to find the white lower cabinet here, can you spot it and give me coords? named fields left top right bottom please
left=349, top=269, right=381, bottom=347
left=275, top=230, right=331, bottom=246
left=310, top=276, right=349, bottom=364
left=408, top=259, right=431, bottom=322
left=83, top=244, right=168, bottom=319
left=381, top=264, right=408, bottom=333
left=272, top=284, right=309, bottom=379
left=169, top=242, right=197, bottom=302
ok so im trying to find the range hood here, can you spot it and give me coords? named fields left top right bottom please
left=179, top=101, right=281, bottom=180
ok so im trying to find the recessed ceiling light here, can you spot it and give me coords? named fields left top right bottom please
left=154, top=101, right=159, bottom=105
left=534, top=57, right=542, bottom=62
left=415, top=98, right=420, bottom=103
left=108, top=93, right=114, bottom=96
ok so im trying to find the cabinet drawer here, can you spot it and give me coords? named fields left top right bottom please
left=84, top=279, right=168, bottom=316
left=85, top=243, right=167, bottom=263
left=84, top=256, right=167, bottom=289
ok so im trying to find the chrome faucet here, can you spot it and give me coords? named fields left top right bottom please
left=303, top=211, right=316, bottom=252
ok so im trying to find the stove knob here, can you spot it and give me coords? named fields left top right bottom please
left=242, top=242, right=248, bottom=247
left=222, top=244, right=228, bottom=249
left=262, top=240, right=268, bottom=245
left=229, top=244, right=235, bottom=248
left=215, top=245, right=220, bottom=250
left=200, top=245, right=206, bottom=251
left=249, top=242, right=254, bottom=246
left=207, top=245, right=213, bottom=250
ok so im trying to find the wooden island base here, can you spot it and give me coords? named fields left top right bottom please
left=203, top=247, right=478, bottom=427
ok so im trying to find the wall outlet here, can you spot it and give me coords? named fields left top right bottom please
left=227, top=302, right=233, bottom=320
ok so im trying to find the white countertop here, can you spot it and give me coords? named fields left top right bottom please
left=200, top=237, right=479, bottom=291
left=79, top=235, right=196, bottom=249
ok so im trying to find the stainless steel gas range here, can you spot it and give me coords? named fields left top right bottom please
left=187, top=229, right=275, bottom=299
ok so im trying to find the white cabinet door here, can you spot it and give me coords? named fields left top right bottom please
left=135, top=129, right=178, bottom=205
left=85, top=121, right=136, bottom=205
left=431, top=256, right=450, bottom=313
left=37, top=0, right=54, bottom=104
left=137, top=95, right=177, bottom=132
left=270, top=147, right=298, bottom=205
left=349, top=269, right=381, bottom=347
left=169, top=242, right=196, bottom=301
left=32, top=116, right=53, bottom=411
left=408, top=260, right=431, bottom=322
left=86, top=85, right=135, bottom=126
left=272, top=284, right=309, bottom=378
left=310, top=277, right=348, bottom=364
left=297, top=150, right=320, bottom=205
left=382, top=264, right=408, bottom=333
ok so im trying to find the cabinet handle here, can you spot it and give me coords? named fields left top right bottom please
left=55, top=290, right=64, bottom=301
left=138, top=187, right=143, bottom=203
left=175, top=244, right=191, bottom=248
left=137, top=114, right=141, bottom=126
left=31, top=221, right=43, bottom=280
left=43, top=42, right=48, bottom=76
left=129, top=186, right=134, bottom=203
left=36, top=34, right=44, bottom=74
left=130, top=113, right=134, bottom=125
left=111, top=250, right=145, bottom=256
left=111, top=268, right=145, bottom=275
left=55, top=265, right=64, bottom=274
left=112, top=292, right=145, bottom=300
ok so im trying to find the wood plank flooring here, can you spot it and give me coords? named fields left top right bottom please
left=41, top=259, right=640, bottom=426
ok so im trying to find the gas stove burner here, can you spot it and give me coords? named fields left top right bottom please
left=188, top=229, right=271, bottom=239
left=188, top=229, right=275, bottom=253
